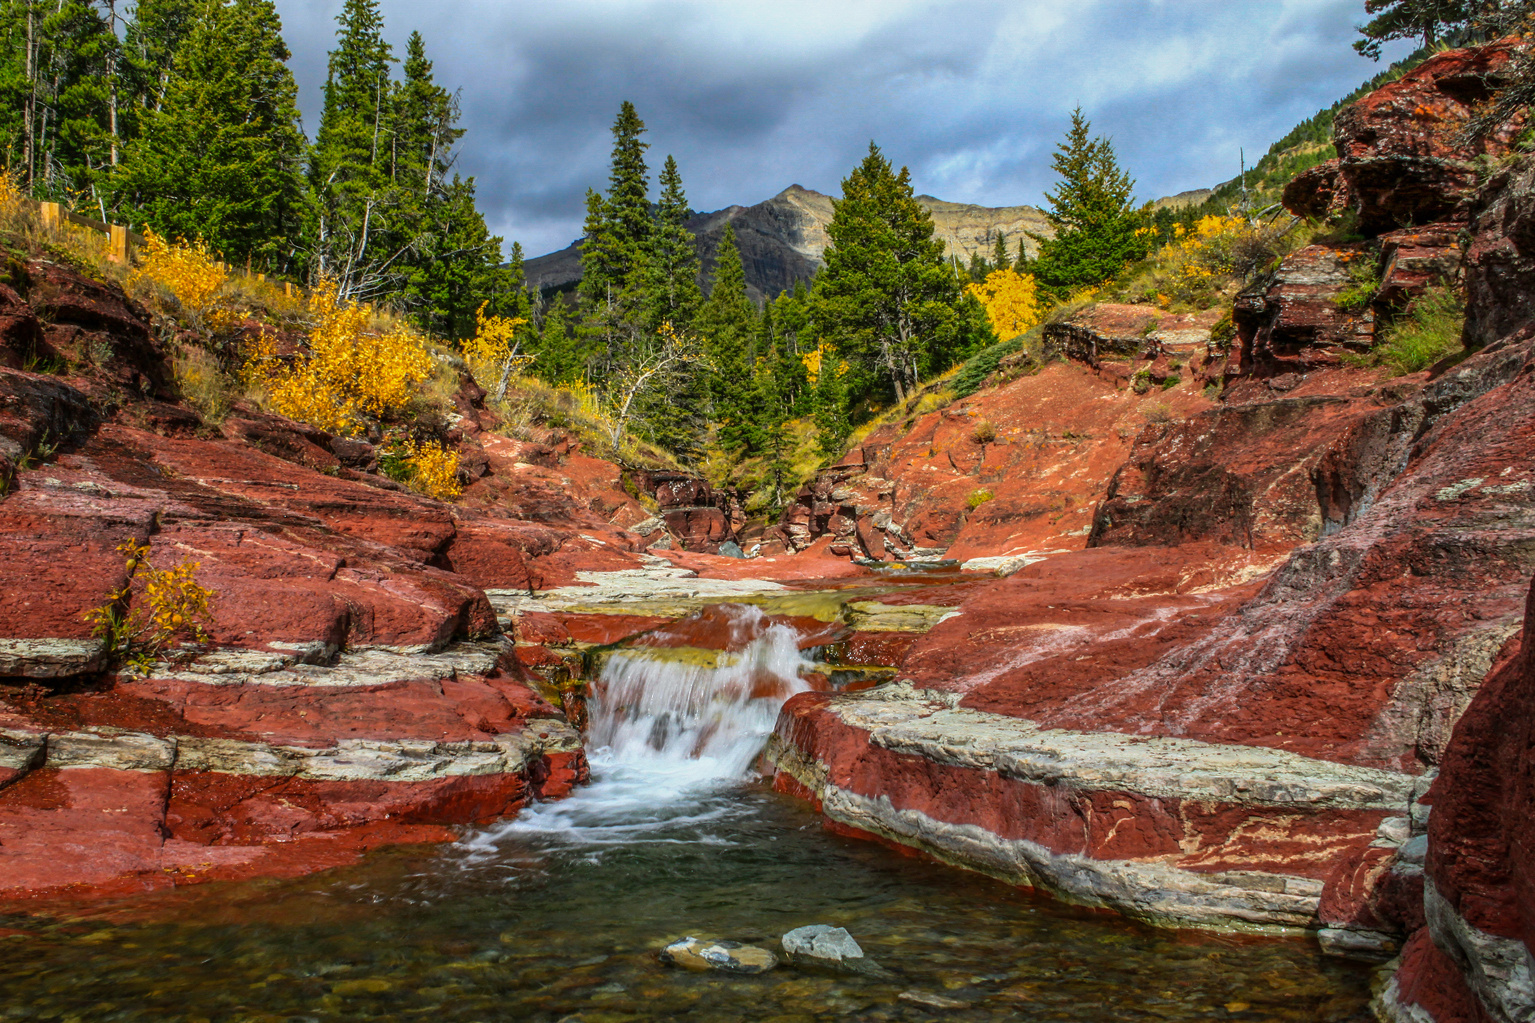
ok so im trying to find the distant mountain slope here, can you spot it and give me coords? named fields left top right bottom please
left=524, top=185, right=1053, bottom=304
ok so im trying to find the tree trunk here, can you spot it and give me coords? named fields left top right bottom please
left=24, top=4, right=35, bottom=187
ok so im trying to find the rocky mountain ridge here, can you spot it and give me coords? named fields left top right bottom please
left=524, top=184, right=1054, bottom=303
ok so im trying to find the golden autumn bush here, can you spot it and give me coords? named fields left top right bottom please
left=965, top=268, right=1043, bottom=340
left=378, top=434, right=462, bottom=501
left=131, top=230, right=238, bottom=332
left=1116, top=215, right=1292, bottom=310
left=243, top=280, right=434, bottom=435
left=84, top=539, right=217, bottom=674
left=463, top=302, right=529, bottom=397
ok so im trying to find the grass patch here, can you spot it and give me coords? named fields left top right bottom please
left=1372, top=285, right=1465, bottom=375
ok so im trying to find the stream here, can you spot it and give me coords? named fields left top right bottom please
left=0, top=604, right=1376, bottom=1022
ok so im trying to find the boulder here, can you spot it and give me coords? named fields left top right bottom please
left=1283, top=41, right=1528, bottom=235
left=658, top=937, right=778, bottom=975
left=1232, top=244, right=1377, bottom=378
left=780, top=924, right=882, bottom=975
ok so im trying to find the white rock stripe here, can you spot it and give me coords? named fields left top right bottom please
left=154, top=641, right=505, bottom=688
left=1423, top=878, right=1535, bottom=1023
left=803, top=683, right=1421, bottom=809
left=0, top=721, right=581, bottom=785
left=769, top=737, right=1323, bottom=934
left=0, top=638, right=106, bottom=678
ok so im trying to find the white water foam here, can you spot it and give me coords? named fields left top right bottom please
left=468, top=605, right=812, bottom=850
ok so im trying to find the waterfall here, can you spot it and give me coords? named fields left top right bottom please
left=469, top=605, right=812, bottom=848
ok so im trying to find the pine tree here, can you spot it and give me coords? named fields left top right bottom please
left=698, top=222, right=758, bottom=449
left=309, top=0, right=394, bottom=296
left=813, top=142, right=961, bottom=406
left=120, top=0, right=197, bottom=118
left=500, top=241, right=534, bottom=324
left=644, top=154, right=702, bottom=329
left=1354, top=0, right=1468, bottom=60
left=1028, top=108, right=1146, bottom=299
left=390, top=31, right=458, bottom=193
left=771, top=286, right=812, bottom=420
left=992, top=231, right=1009, bottom=273
left=114, top=0, right=306, bottom=268
left=579, top=101, right=651, bottom=311
left=401, top=173, right=506, bottom=339
left=533, top=300, right=581, bottom=384
left=0, top=2, right=116, bottom=201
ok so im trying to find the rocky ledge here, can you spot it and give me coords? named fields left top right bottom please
left=767, top=45, right=1535, bottom=1021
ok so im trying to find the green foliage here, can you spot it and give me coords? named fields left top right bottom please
left=814, top=142, right=967, bottom=409
left=1373, top=284, right=1466, bottom=374
left=967, top=489, right=994, bottom=509
left=644, top=154, right=702, bottom=330
left=698, top=222, right=757, bottom=449
left=1334, top=255, right=1382, bottom=312
left=1354, top=0, right=1468, bottom=60
left=1029, top=109, right=1147, bottom=298
left=580, top=101, right=651, bottom=315
left=953, top=337, right=1023, bottom=398
left=1160, top=375, right=1181, bottom=390
left=113, top=0, right=306, bottom=272
left=0, top=1, right=118, bottom=202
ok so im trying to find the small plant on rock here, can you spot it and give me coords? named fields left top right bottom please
left=84, top=540, right=217, bottom=675
left=971, top=419, right=997, bottom=445
left=378, top=433, right=462, bottom=501
left=1374, top=284, right=1466, bottom=374
left=967, top=488, right=995, bottom=509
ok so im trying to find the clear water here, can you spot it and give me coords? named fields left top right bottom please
left=0, top=606, right=1375, bottom=1022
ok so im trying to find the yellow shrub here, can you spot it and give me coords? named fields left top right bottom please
left=405, top=439, right=462, bottom=501
left=966, top=269, right=1043, bottom=340
left=244, top=281, right=434, bottom=435
left=0, top=168, right=22, bottom=211
left=1163, top=215, right=1253, bottom=289
left=463, top=302, right=528, bottom=368
left=83, top=539, right=217, bottom=673
left=131, top=230, right=235, bottom=331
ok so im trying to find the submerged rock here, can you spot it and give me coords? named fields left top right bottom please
left=781, top=924, right=883, bottom=975
left=658, top=936, right=779, bottom=975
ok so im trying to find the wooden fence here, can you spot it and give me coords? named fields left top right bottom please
left=32, top=200, right=313, bottom=303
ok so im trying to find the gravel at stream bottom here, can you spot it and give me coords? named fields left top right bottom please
left=0, top=784, right=1373, bottom=1023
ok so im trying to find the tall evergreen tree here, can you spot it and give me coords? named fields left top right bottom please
left=697, top=222, right=758, bottom=449
left=644, top=154, right=702, bottom=329
left=579, top=100, right=651, bottom=311
left=120, top=0, right=197, bottom=119
left=400, top=173, right=507, bottom=339
left=1028, top=108, right=1146, bottom=298
left=309, top=0, right=395, bottom=296
left=533, top=300, right=583, bottom=385
left=114, top=0, right=306, bottom=268
left=814, top=142, right=961, bottom=406
left=389, top=31, right=458, bottom=192
left=0, top=1, right=116, bottom=201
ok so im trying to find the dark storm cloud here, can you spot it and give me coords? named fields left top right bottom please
left=271, top=0, right=1413, bottom=257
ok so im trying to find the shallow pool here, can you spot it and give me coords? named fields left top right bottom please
left=0, top=607, right=1376, bottom=1022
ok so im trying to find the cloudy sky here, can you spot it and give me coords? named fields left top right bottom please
left=271, top=0, right=1411, bottom=258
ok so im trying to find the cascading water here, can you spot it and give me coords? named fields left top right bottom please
left=470, top=604, right=812, bottom=848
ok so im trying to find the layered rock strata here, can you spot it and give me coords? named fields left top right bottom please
left=770, top=43, right=1535, bottom=984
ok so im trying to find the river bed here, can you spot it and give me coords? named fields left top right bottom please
left=0, top=605, right=1375, bottom=1022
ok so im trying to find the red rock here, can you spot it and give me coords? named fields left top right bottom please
left=1232, top=244, right=1377, bottom=378
left=1284, top=41, right=1527, bottom=236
